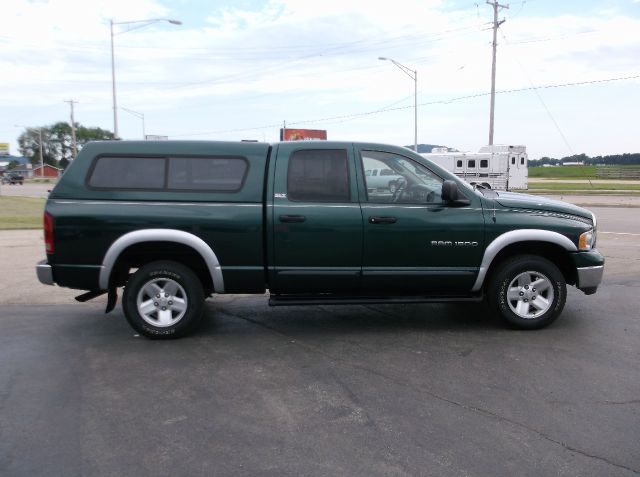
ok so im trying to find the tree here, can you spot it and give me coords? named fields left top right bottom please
left=17, top=128, right=57, bottom=167
left=17, top=122, right=115, bottom=168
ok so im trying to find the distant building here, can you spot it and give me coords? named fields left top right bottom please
left=33, top=164, right=62, bottom=178
left=0, top=154, right=30, bottom=177
left=8, top=164, right=33, bottom=178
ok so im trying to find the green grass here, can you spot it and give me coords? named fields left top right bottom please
left=0, top=196, right=45, bottom=229
left=528, top=182, right=640, bottom=191
left=529, top=166, right=597, bottom=179
left=529, top=165, right=640, bottom=179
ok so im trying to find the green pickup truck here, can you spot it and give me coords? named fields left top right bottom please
left=36, top=140, right=604, bottom=338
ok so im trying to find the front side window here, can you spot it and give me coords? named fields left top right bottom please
left=361, top=150, right=443, bottom=204
left=287, top=149, right=350, bottom=202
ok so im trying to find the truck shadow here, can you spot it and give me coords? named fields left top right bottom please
left=198, top=301, right=506, bottom=338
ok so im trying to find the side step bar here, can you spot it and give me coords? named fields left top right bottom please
left=269, top=294, right=483, bottom=307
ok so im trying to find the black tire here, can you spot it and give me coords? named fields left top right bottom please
left=488, top=255, right=566, bottom=330
left=123, top=260, right=205, bottom=339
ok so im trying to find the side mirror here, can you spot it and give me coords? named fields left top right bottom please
left=441, top=180, right=470, bottom=206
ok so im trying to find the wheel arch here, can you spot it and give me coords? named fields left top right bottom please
left=98, top=229, right=224, bottom=293
left=472, top=229, right=577, bottom=292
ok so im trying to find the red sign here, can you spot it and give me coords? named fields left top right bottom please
left=280, top=128, right=327, bottom=141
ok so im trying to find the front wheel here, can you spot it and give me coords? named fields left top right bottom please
left=488, top=255, right=566, bottom=330
left=123, top=261, right=205, bottom=339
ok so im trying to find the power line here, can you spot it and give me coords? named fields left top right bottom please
left=500, top=31, right=574, bottom=155
left=169, top=73, right=640, bottom=137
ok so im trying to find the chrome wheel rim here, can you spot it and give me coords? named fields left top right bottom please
left=136, top=278, right=188, bottom=327
left=506, top=271, right=554, bottom=319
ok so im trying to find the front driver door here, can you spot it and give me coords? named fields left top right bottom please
left=358, top=148, right=485, bottom=295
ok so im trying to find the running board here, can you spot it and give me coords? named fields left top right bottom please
left=269, top=294, right=483, bottom=307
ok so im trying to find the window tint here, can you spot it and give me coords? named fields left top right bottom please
left=89, top=156, right=165, bottom=189
left=361, top=150, right=444, bottom=204
left=480, top=159, right=488, bottom=168
left=168, top=157, right=247, bottom=191
left=468, top=160, right=476, bottom=168
left=287, top=149, right=350, bottom=202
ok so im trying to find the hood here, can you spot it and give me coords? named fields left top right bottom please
left=494, top=191, right=593, bottom=221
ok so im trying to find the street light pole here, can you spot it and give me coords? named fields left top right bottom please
left=110, top=19, right=118, bottom=139
left=379, top=57, right=418, bottom=152
left=110, top=18, right=182, bottom=139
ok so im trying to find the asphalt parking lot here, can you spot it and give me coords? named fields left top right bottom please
left=1, top=204, right=639, bottom=476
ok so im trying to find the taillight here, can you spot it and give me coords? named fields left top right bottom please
left=44, top=212, right=54, bottom=254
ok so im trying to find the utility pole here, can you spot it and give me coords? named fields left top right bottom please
left=65, top=99, right=78, bottom=159
left=487, top=1, right=508, bottom=146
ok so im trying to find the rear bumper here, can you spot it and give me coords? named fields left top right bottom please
left=36, top=260, right=55, bottom=286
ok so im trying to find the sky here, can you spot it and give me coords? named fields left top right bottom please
left=1, top=0, right=639, bottom=159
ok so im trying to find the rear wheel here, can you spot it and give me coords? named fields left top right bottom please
left=488, top=255, right=566, bottom=329
left=123, top=260, right=205, bottom=339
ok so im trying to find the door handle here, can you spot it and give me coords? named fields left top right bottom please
left=279, top=215, right=306, bottom=223
left=369, top=216, right=397, bottom=224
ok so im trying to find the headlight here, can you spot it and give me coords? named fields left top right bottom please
left=579, top=229, right=595, bottom=251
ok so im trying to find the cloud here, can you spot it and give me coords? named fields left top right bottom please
left=2, top=0, right=639, bottom=157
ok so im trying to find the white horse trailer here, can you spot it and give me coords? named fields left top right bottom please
left=421, top=145, right=528, bottom=190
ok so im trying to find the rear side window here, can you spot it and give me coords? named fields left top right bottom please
left=287, top=149, right=350, bottom=202
left=88, top=156, right=247, bottom=191
left=168, top=157, right=247, bottom=191
left=89, top=156, right=165, bottom=189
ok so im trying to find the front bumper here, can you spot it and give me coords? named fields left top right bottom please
left=36, top=260, right=55, bottom=285
left=571, top=249, right=604, bottom=294
left=576, top=265, right=604, bottom=289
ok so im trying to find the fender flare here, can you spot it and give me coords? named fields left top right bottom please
left=471, top=229, right=577, bottom=292
left=98, top=229, right=224, bottom=292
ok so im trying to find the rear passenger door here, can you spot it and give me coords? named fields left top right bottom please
left=270, top=143, right=363, bottom=293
